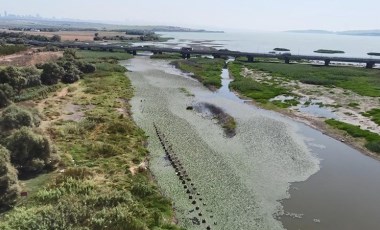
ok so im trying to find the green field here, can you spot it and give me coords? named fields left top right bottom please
left=171, top=57, right=225, bottom=89
left=363, top=108, right=380, bottom=126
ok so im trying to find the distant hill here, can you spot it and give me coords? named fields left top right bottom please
left=0, top=17, right=224, bottom=33
left=287, top=29, right=380, bottom=37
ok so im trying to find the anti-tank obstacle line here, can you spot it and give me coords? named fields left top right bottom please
left=153, top=123, right=215, bottom=229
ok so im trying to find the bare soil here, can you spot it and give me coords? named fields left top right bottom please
left=0, top=49, right=62, bottom=67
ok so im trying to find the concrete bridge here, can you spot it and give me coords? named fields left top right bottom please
left=28, top=40, right=380, bottom=69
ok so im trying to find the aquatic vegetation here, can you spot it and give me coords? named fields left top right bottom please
left=171, top=57, right=225, bottom=89
left=228, top=61, right=288, bottom=104
left=194, top=102, right=237, bottom=137
left=362, top=108, right=380, bottom=125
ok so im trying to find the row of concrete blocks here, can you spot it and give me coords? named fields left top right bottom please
left=153, top=123, right=216, bottom=230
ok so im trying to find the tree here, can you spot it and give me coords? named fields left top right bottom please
left=0, top=66, right=21, bottom=85
left=0, top=145, right=20, bottom=211
left=6, top=127, right=59, bottom=178
left=40, top=63, right=65, bottom=85
left=76, top=61, right=96, bottom=73
left=50, top=35, right=61, bottom=42
left=63, top=49, right=77, bottom=59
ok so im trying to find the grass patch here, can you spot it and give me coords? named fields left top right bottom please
left=325, top=119, right=380, bottom=153
left=363, top=108, right=380, bottom=126
left=171, top=57, right=225, bottom=89
left=76, top=50, right=133, bottom=62
left=238, top=61, right=380, bottom=97
left=228, top=61, right=288, bottom=104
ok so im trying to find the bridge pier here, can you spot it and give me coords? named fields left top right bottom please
left=324, top=59, right=331, bottom=66
left=247, top=55, right=254, bottom=62
left=366, top=61, right=375, bottom=69
left=284, top=57, right=290, bottom=64
left=186, top=53, right=190, bottom=59
left=213, top=54, right=221, bottom=59
left=132, top=50, right=137, bottom=55
left=108, top=48, right=113, bottom=52
left=158, top=51, right=163, bottom=54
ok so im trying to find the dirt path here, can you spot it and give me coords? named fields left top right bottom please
left=37, top=83, right=79, bottom=131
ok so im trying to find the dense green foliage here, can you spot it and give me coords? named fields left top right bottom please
left=362, top=108, right=380, bottom=126
left=171, top=57, right=225, bottom=89
left=6, top=127, right=59, bottom=178
left=228, top=61, right=287, bottom=104
left=0, top=45, right=27, bottom=56
left=325, top=119, right=380, bottom=153
left=0, top=105, right=39, bottom=131
left=0, top=146, right=20, bottom=211
left=238, top=61, right=380, bottom=97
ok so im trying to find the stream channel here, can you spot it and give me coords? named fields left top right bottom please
left=123, top=56, right=380, bottom=230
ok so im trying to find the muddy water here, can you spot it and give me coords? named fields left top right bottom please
left=124, top=56, right=380, bottom=230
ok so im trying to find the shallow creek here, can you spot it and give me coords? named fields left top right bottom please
left=124, top=56, right=380, bottom=230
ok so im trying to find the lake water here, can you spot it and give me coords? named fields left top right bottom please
left=154, top=31, right=380, bottom=58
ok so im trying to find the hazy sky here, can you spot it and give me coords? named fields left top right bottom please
left=1, top=0, right=379, bottom=31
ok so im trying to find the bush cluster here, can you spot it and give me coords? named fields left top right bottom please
left=0, top=49, right=96, bottom=108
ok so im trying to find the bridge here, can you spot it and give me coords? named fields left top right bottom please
left=28, top=40, right=380, bottom=69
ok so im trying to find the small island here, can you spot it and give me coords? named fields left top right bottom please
left=367, top=52, right=380, bottom=56
left=274, top=48, right=290, bottom=52
left=314, top=49, right=345, bottom=54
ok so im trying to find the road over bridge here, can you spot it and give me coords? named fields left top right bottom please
left=28, top=40, right=380, bottom=69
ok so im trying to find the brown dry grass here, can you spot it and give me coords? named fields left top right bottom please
left=0, top=49, right=62, bottom=67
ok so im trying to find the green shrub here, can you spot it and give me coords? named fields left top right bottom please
left=40, top=63, right=65, bottom=85
left=6, top=127, right=59, bottom=177
left=0, top=105, right=39, bottom=130
left=0, top=145, right=21, bottom=211
left=0, top=89, right=11, bottom=108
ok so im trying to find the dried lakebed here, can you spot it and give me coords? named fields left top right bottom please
left=125, top=56, right=380, bottom=230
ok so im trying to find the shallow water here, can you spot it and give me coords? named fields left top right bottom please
left=125, top=56, right=380, bottom=230
left=126, top=57, right=318, bottom=229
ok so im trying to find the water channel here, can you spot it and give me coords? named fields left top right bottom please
left=124, top=56, right=380, bottom=230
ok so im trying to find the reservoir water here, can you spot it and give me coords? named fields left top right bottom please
left=125, top=56, right=380, bottom=229
left=146, top=31, right=380, bottom=59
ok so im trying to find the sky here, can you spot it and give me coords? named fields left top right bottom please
left=0, top=0, right=379, bottom=32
